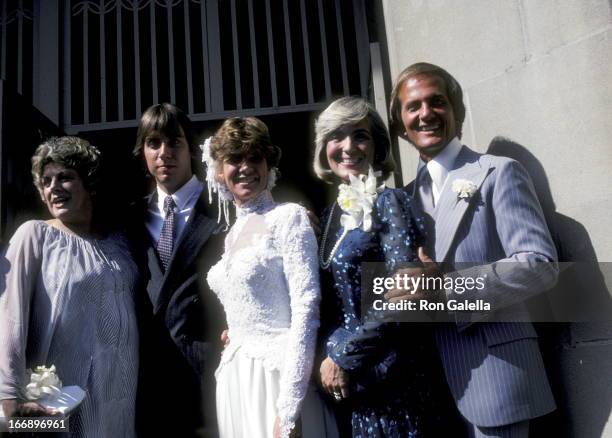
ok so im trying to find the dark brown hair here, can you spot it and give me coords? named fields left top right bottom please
left=134, top=103, right=201, bottom=177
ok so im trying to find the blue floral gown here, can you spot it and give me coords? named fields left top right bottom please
left=319, top=188, right=452, bottom=437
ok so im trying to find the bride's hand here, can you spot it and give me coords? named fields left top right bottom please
left=220, top=329, right=230, bottom=349
left=273, top=416, right=302, bottom=438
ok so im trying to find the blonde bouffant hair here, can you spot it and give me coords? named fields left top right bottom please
left=313, top=96, right=395, bottom=184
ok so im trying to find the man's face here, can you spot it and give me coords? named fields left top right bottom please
left=398, top=74, right=457, bottom=160
left=143, top=126, right=193, bottom=194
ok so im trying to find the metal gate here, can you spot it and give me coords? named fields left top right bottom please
left=0, top=0, right=371, bottom=133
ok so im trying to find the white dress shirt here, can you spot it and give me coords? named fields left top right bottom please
left=145, top=175, right=204, bottom=244
left=425, top=137, right=463, bottom=205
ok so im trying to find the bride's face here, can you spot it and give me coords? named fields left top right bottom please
left=219, top=152, right=269, bottom=206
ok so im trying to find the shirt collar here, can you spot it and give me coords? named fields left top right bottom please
left=155, top=175, right=201, bottom=213
left=426, top=137, right=463, bottom=191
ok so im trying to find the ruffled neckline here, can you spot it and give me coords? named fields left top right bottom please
left=236, top=190, right=275, bottom=217
left=39, top=220, right=99, bottom=241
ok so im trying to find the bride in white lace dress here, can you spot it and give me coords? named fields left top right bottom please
left=204, top=117, right=337, bottom=438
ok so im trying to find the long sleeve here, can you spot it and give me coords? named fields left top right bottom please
left=0, top=221, right=43, bottom=401
left=274, top=205, right=321, bottom=438
left=327, top=189, right=423, bottom=372
left=445, top=160, right=559, bottom=328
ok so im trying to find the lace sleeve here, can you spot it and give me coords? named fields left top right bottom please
left=0, top=221, right=44, bottom=401
left=274, top=204, right=321, bottom=438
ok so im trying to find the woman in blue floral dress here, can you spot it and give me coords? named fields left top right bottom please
left=313, top=97, right=456, bottom=437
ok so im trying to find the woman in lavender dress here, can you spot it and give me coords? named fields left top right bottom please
left=0, top=137, right=139, bottom=437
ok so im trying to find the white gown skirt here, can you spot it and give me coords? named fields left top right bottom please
left=216, top=348, right=338, bottom=438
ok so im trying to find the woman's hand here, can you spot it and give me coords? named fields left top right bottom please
left=319, top=356, right=350, bottom=401
left=273, top=416, right=281, bottom=438
left=220, top=329, right=230, bottom=349
left=1, top=399, right=58, bottom=417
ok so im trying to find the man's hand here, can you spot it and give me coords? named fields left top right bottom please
left=384, top=247, right=443, bottom=303
left=1, top=399, right=58, bottom=417
left=319, top=357, right=350, bottom=401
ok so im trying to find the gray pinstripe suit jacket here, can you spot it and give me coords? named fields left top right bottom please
left=406, top=145, right=558, bottom=427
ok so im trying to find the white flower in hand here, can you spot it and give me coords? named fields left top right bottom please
left=25, top=365, right=63, bottom=401
left=337, top=167, right=385, bottom=232
left=452, top=178, right=477, bottom=199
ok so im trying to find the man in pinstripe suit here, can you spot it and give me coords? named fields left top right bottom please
left=387, top=62, right=559, bottom=437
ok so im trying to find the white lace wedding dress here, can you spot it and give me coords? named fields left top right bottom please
left=207, top=190, right=337, bottom=438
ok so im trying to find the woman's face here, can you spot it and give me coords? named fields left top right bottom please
left=325, top=119, right=375, bottom=182
left=40, top=162, right=93, bottom=227
left=219, top=152, right=269, bottom=206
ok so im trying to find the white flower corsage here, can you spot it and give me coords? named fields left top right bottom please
left=337, top=167, right=385, bottom=232
left=25, top=365, right=63, bottom=401
left=452, top=178, right=478, bottom=199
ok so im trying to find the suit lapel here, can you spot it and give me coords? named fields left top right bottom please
left=433, top=146, right=492, bottom=263
left=132, top=194, right=165, bottom=309
left=146, top=244, right=165, bottom=309
left=152, top=192, right=222, bottom=314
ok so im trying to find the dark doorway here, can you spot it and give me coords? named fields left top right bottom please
left=74, top=109, right=335, bottom=231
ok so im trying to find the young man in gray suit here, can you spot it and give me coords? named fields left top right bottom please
left=129, top=103, right=223, bottom=438
left=387, top=63, right=558, bottom=437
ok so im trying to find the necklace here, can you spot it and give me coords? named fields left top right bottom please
left=319, top=203, right=349, bottom=269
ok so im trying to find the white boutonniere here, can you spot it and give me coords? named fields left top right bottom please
left=452, top=178, right=477, bottom=199
left=337, top=167, right=385, bottom=232
left=25, top=365, right=63, bottom=401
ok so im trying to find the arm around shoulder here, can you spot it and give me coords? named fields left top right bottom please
left=446, top=159, right=559, bottom=326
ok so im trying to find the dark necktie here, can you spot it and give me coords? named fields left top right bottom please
left=418, top=167, right=435, bottom=215
left=157, top=195, right=176, bottom=270
left=417, top=167, right=436, bottom=258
